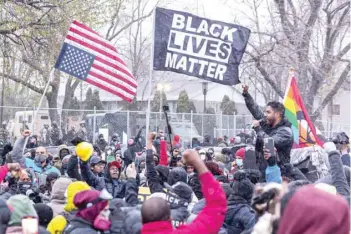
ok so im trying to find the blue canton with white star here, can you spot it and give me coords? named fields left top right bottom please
left=55, top=43, right=95, bottom=80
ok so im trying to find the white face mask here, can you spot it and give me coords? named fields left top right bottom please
left=236, top=158, right=243, bottom=167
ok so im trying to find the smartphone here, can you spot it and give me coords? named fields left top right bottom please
left=264, top=137, right=275, bottom=157
left=22, top=216, right=38, bottom=234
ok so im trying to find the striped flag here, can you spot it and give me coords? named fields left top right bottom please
left=283, top=71, right=324, bottom=148
left=55, top=20, right=137, bottom=102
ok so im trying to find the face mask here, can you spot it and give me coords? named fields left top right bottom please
left=93, top=213, right=111, bottom=230
left=35, top=154, right=47, bottom=163
left=18, top=182, right=32, bottom=194
left=236, top=158, right=243, bottom=167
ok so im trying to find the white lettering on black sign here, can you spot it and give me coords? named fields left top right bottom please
left=153, top=8, right=251, bottom=86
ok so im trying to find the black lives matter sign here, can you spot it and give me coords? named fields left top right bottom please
left=153, top=7, right=250, bottom=86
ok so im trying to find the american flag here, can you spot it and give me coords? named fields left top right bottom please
left=55, top=20, right=137, bottom=102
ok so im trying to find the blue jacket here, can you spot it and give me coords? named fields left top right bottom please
left=24, top=158, right=61, bottom=176
left=11, top=137, right=61, bottom=176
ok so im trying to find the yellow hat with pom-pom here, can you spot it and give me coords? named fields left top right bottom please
left=47, top=215, right=67, bottom=234
left=64, top=181, right=90, bottom=212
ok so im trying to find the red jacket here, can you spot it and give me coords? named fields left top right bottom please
left=159, top=140, right=168, bottom=166
left=141, top=172, right=227, bottom=234
left=0, top=165, right=8, bottom=182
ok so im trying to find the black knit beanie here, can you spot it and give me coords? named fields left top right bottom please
left=167, top=167, right=187, bottom=186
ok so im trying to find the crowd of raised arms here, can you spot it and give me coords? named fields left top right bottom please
left=0, top=86, right=349, bottom=234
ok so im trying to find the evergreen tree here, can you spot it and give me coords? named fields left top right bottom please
left=151, top=90, right=168, bottom=112
left=220, top=95, right=236, bottom=115
left=85, top=88, right=104, bottom=110
left=176, top=90, right=195, bottom=113
left=92, top=90, right=104, bottom=110
left=85, top=88, right=93, bottom=109
left=68, top=96, right=81, bottom=116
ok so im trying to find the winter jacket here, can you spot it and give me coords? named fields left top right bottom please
left=328, top=150, right=350, bottom=205
left=96, top=140, right=108, bottom=152
left=47, top=177, right=72, bottom=217
left=80, top=160, right=105, bottom=191
left=63, top=217, right=99, bottom=234
left=159, top=140, right=168, bottom=166
left=145, top=149, right=165, bottom=194
left=109, top=178, right=140, bottom=234
left=141, top=172, right=227, bottom=234
left=10, top=136, right=61, bottom=176
left=0, top=165, right=9, bottom=182
left=244, top=92, right=294, bottom=165
left=224, top=195, right=255, bottom=234
left=341, top=153, right=350, bottom=167
left=188, top=173, right=203, bottom=200
left=67, top=155, right=82, bottom=181
left=24, top=158, right=61, bottom=176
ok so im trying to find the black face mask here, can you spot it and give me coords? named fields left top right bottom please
left=17, top=182, right=32, bottom=195
left=35, top=154, right=47, bottom=164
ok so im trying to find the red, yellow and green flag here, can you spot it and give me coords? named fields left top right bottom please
left=283, top=70, right=324, bottom=148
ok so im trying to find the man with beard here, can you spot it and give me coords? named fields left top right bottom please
left=11, top=130, right=61, bottom=177
left=242, top=85, right=293, bottom=166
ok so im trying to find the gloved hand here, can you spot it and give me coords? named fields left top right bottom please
left=323, top=142, right=337, bottom=154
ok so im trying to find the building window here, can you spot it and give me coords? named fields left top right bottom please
left=332, top=104, right=340, bottom=116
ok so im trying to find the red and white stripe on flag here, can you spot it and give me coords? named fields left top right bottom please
left=64, top=20, right=137, bottom=102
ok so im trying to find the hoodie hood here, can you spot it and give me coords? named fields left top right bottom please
left=278, top=185, right=350, bottom=234
left=7, top=195, right=38, bottom=226
left=167, top=167, right=187, bottom=186
left=0, top=199, right=11, bottom=233
left=51, top=177, right=72, bottom=202
left=58, top=145, right=70, bottom=160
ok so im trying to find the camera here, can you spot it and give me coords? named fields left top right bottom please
left=162, top=105, right=169, bottom=112
left=333, top=132, right=349, bottom=145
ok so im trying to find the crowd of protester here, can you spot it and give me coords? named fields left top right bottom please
left=0, top=86, right=349, bottom=234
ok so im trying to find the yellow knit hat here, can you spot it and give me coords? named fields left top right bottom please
left=64, top=181, right=90, bottom=212
left=47, top=215, right=67, bottom=234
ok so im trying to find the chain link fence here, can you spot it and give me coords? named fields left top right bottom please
left=0, top=106, right=349, bottom=146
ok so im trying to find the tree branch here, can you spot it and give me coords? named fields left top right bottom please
left=0, top=72, right=44, bottom=94
left=107, top=9, right=153, bottom=41
left=274, top=0, right=297, bottom=46
left=311, top=63, right=350, bottom=121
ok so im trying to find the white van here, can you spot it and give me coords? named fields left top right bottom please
left=13, top=110, right=51, bottom=138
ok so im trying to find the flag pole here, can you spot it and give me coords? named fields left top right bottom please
left=23, top=68, right=55, bottom=152
left=146, top=7, right=156, bottom=139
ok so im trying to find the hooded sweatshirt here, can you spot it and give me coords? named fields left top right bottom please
left=0, top=199, right=12, bottom=233
left=47, top=177, right=72, bottom=217
left=7, top=195, right=38, bottom=226
left=277, top=185, right=350, bottom=234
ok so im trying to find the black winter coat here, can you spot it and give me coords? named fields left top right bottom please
left=224, top=195, right=255, bottom=234
left=244, top=93, right=294, bottom=165
left=63, top=217, right=98, bottom=234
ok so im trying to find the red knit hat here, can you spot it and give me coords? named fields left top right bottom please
left=108, top=161, right=121, bottom=169
left=235, top=148, right=245, bottom=159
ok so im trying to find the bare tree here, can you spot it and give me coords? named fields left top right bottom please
left=228, top=0, right=350, bottom=121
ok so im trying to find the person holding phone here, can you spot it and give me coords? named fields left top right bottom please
left=242, top=85, right=294, bottom=169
